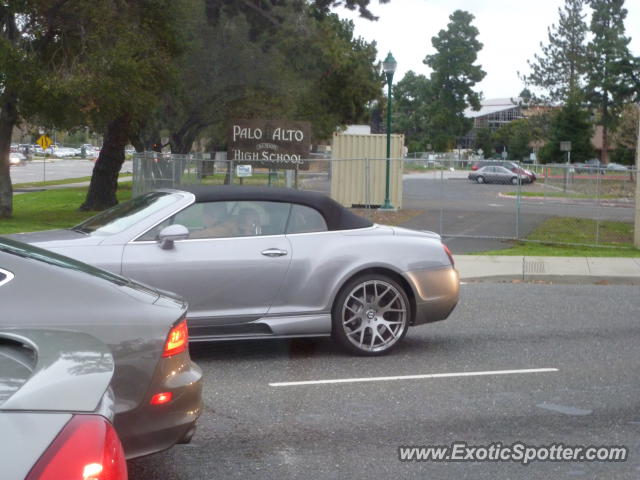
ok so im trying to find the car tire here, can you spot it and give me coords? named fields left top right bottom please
left=511, top=177, right=519, bottom=185
left=476, top=176, right=485, bottom=184
left=332, top=273, right=410, bottom=356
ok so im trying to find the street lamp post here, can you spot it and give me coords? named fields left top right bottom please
left=380, top=52, right=397, bottom=210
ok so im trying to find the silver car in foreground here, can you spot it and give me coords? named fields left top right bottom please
left=0, top=238, right=203, bottom=458
left=10, top=186, right=459, bottom=355
left=1, top=329, right=128, bottom=480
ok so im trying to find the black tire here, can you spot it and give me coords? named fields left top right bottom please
left=332, top=273, right=410, bottom=356
left=511, top=177, right=519, bottom=185
left=476, top=176, right=485, bottom=184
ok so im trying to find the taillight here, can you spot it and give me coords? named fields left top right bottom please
left=150, top=392, right=173, bottom=405
left=163, top=319, right=188, bottom=357
left=442, top=243, right=455, bottom=267
left=26, top=415, right=127, bottom=480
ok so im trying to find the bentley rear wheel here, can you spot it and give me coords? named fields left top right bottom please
left=332, top=274, right=410, bottom=356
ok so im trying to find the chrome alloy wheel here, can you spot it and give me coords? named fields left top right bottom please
left=341, top=280, right=408, bottom=353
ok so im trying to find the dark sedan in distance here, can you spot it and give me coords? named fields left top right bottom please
left=468, top=166, right=533, bottom=185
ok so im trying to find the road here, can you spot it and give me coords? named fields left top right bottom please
left=128, top=283, right=640, bottom=479
left=9, top=158, right=133, bottom=185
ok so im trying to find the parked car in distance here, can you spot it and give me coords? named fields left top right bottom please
left=468, top=166, right=533, bottom=185
left=470, top=160, right=536, bottom=181
left=9, top=152, right=26, bottom=166
left=11, top=186, right=460, bottom=356
left=606, top=162, right=629, bottom=172
left=0, top=236, right=203, bottom=458
left=1, top=329, right=128, bottom=480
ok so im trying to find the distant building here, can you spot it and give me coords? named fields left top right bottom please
left=458, top=98, right=524, bottom=149
left=459, top=97, right=612, bottom=161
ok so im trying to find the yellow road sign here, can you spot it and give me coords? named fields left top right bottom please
left=37, top=135, right=53, bottom=151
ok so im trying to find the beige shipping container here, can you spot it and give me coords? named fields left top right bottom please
left=330, top=133, right=404, bottom=208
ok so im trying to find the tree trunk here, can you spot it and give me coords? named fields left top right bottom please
left=601, top=102, right=610, bottom=164
left=80, top=115, right=130, bottom=211
left=601, top=125, right=610, bottom=164
left=0, top=98, right=18, bottom=219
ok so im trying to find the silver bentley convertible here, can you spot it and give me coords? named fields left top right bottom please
left=9, top=186, right=460, bottom=355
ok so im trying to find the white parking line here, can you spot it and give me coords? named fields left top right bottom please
left=269, top=367, right=558, bottom=387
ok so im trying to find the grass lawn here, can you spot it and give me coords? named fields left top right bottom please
left=13, top=173, right=132, bottom=189
left=0, top=184, right=132, bottom=234
left=477, top=217, right=640, bottom=257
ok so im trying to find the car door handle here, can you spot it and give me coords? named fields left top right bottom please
left=261, top=248, right=288, bottom=257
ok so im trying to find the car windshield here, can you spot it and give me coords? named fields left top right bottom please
left=0, top=236, right=128, bottom=286
left=72, top=192, right=179, bottom=235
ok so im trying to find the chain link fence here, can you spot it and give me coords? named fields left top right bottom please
left=132, top=152, right=637, bottom=250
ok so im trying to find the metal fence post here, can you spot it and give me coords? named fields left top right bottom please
left=516, top=166, right=521, bottom=240
left=439, top=168, right=444, bottom=236
left=595, top=168, right=601, bottom=245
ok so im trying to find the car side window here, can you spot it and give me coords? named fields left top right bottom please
left=137, top=201, right=291, bottom=241
left=286, top=204, right=328, bottom=234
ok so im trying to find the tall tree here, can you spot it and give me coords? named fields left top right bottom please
left=0, top=1, right=98, bottom=218
left=391, top=71, right=432, bottom=151
left=522, top=0, right=588, bottom=102
left=134, top=2, right=382, bottom=155
left=610, top=103, right=639, bottom=164
left=492, top=119, right=543, bottom=161
left=584, top=0, right=638, bottom=163
left=474, top=128, right=494, bottom=157
left=538, top=92, right=594, bottom=163
left=79, top=0, right=185, bottom=210
left=423, top=10, right=485, bottom=151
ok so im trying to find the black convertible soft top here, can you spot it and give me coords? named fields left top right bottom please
left=177, top=185, right=373, bottom=231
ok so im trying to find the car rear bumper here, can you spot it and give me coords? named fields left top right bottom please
left=405, top=267, right=459, bottom=326
left=115, top=356, right=203, bottom=459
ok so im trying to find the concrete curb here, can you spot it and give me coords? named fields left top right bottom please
left=496, top=192, right=634, bottom=208
left=456, top=255, right=640, bottom=285
left=461, top=275, right=640, bottom=285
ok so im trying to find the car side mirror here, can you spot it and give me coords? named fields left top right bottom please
left=158, top=224, right=189, bottom=250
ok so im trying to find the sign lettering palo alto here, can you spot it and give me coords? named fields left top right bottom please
left=228, top=119, right=311, bottom=170
left=37, top=135, right=53, bottom=151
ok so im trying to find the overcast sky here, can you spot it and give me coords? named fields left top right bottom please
left=336, top=0, right=640, bottom=100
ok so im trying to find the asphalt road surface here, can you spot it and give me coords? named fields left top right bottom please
left=10, top=158, right=133, bottom=184
left=128, top=283, right=640, bottom=479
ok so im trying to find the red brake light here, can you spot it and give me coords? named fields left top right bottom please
left=150, top=392, right=173, bottom=405
left=163, top=319, right=188, bottom=357
left=442, top=243, right=455, bottom=267
left=26, top=415, right=127, bottom=480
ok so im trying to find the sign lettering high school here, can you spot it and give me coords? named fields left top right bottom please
left=228, top=119, right=311, bottom=169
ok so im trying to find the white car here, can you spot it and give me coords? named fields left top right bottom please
left=9, top=152, right=26, bottom=166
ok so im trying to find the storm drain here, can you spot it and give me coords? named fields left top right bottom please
left=524, top=260, right=546, bottom=274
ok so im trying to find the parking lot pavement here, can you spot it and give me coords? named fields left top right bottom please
left=10, top=158, right=133, bottom=185
left=128, top=283, right=640, bottom=479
